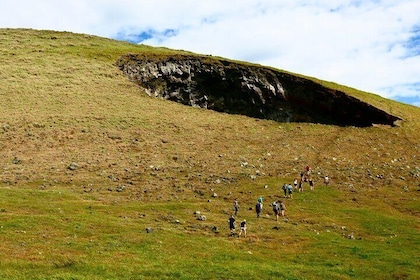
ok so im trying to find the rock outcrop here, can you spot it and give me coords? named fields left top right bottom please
left=116, top=53, right=400, bottom=127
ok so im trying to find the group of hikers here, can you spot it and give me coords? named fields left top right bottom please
left=228, top=196, right=287, bottom=238
left=228, top=165, right=330, bottom=237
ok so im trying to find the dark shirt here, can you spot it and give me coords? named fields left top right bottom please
left=229, top=217, right=235, bottom=229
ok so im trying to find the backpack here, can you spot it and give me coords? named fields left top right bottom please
left=273, top=203, right=279, bottom=211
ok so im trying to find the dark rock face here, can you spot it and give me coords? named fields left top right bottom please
left=116, top=54, right=400, bottom=127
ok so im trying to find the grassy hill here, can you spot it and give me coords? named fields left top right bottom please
left=0, top=28, right=419, bottom=279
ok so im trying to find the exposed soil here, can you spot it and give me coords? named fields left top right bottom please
left=117, top=53, right=401, bottom=127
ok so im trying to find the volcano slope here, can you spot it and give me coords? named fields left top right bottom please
left=0, top=29, right=419, bottom=279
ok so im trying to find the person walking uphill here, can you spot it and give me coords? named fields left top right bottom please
left=282, top=184, right=288, bottom=198
left=309, top=178, right=314, bottom=191
left=233, top=198, right=239, bottom=216
left=287, top=184, right=293, bottom=199
left=298, top=179, right=303, bottom=192
left=279, top=200, right=287, bottom=217
left=228, top=215, right=236, bottom=237
left=255, top=200, right=263, bottom=218
left=239, top=219, right=247, bottom=238
left=293, top=178, right=298, bottom=190
left=324, top=175, right=330, bottom=187
left=272, top=201, right=280, bottom=221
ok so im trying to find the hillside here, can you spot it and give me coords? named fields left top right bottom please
left=0, top=28, right=419, bottom=279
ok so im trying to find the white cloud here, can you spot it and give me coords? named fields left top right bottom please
left=1, top=0, right=419, bottom=106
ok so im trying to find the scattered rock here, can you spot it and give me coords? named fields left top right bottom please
left=12, top=157, right=21, bottom=164
left=116, top=185, right=126, bottom=192
left=194, top=189, right=204, bottom=196
left=32, top=122, right=45, bottom=128
left=197, top=215, right=207, bottom=221
left=68, top=162, right=78, bottom=170
left=2, top=124, right=10, bottom=132
left=108, top=134, right=122, bottom=140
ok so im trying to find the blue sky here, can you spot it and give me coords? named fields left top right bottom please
left=1, top=0, right=419, bottom=107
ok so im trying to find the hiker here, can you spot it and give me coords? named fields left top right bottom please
left=309, top=178, right=314, bottom=191
left=287, top=184, right=293, bottom=199
left=233, top=198, right=239, bottom=216
left=298, top=179, right=303, bottom=192
left=324, top=175, right=329, bottom=187
left=228, top=215, right=236, bottom=237
left=305, top=165, right=311, bottom=177
left=282, top=184, right=288, bottom=197
left=272, top=201, right=280, bottom=221
left=239, top=219, right=247, bottom=237
left=293, top=178, right=298, bottom=190
left=255, top=201, right=262, bottom=218
left=279, top=200, right=287, bottom=216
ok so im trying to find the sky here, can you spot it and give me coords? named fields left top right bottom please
left=1, top=0, right=419, bottom=107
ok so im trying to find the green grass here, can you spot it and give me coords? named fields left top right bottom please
left=0, top=28, right=419, bottom=279
left=1, top=183, right=418, bottom=279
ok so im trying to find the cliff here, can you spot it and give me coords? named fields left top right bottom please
left=116, top=53, right=400, bottom=127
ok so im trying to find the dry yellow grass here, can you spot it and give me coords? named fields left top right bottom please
left=1, top=28, right=419, bottom=225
